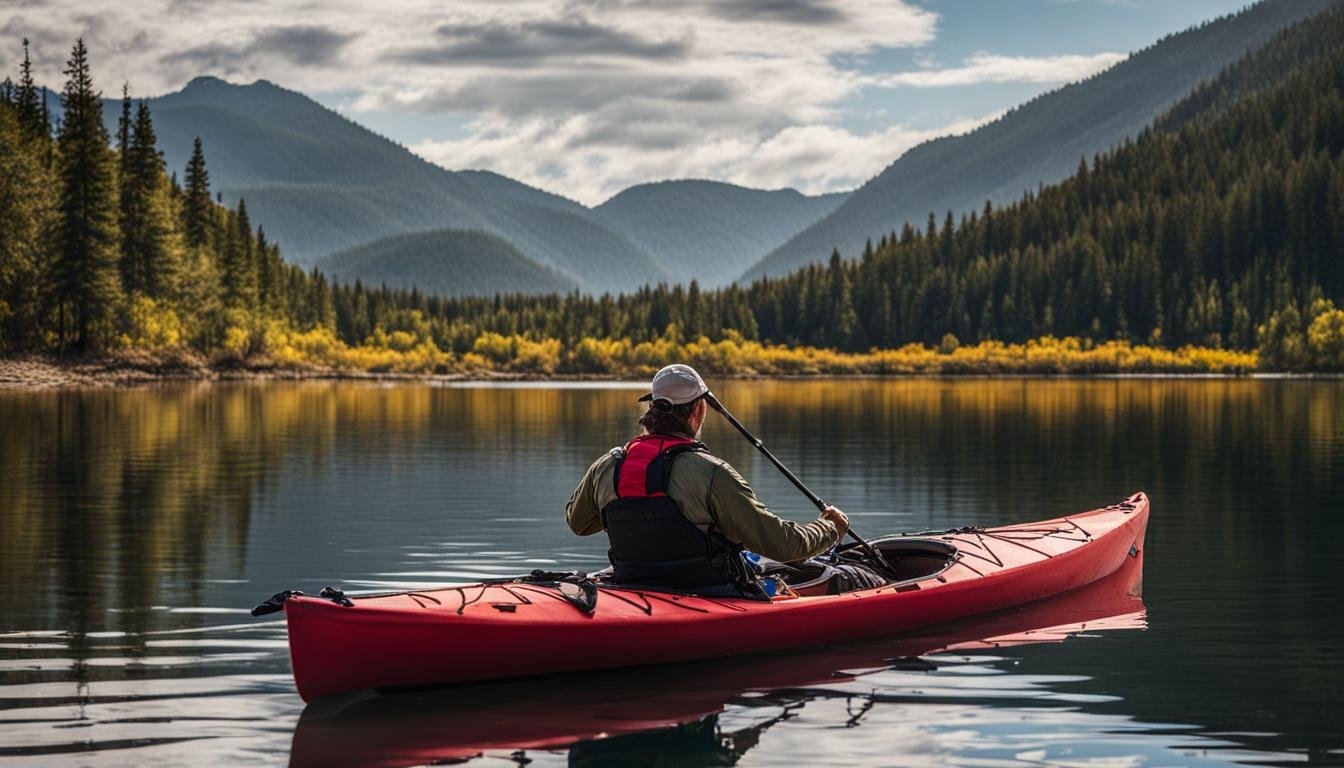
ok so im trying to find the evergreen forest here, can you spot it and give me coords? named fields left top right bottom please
left=2, top=8, right=1343, bottom=375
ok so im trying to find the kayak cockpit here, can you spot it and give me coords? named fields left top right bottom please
left=862, top=537, right=959, bottom=582
left=762, top=538, right=958, bottom=596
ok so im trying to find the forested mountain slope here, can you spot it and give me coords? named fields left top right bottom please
left=592, top=181, right=847, bottom=287
left=73, top=81, right=845, bottom=296
left=319, top=230, right=574, bottom=298
left=353, top=3, right=1343, bottom=360
left=93, top=77, right=668, bottom=294
left=733, top=5, right=1344, bottom=351
left=741, top=0, right=1340, bottom=282
left=0, top=41, right=339, bottom=355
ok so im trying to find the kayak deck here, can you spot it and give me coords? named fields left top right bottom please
left=283, top=493, right=1149, bottom=700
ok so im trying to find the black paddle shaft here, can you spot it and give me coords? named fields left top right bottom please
left=703, top=393, right=898, bottom=578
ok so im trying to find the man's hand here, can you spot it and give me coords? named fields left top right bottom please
left=821, top=505, right=849, bottom=538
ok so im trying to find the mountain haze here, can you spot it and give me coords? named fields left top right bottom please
left=107, top=77, right=667, bottom=295
left=593, top=181, right=847, bottom=287
left=83, top=81, right=845, bottom=296
left=319, top=229, right=574, bottom=297
left=347, top=0, right=1343, bottom=363
left=741, top=0, right=1341, bottom=283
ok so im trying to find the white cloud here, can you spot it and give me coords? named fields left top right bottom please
left=411, top=111, right=1000, bottom=205
left=2, top=1, right=1123, bottom=204
left=873, top=52, right=1126, bottom=88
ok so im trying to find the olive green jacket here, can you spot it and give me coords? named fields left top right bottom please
left=565, top=443, right=841, bottom=563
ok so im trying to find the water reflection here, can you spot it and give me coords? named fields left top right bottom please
left=1, top=379, right=1341, bottom=765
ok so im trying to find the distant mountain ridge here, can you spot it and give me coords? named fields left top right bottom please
left=105, top=77, right=666, bottom=295
left=339, top=0, right=1344, bottom=365
left=592, top=181, right=847, bottom=287
left=319, top=229, right=574, bottom=297
left=81, top=80, right=843, bottom=295
left=740, top=0, right=1341, bottom=283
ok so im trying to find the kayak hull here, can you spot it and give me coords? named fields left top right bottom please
left=290, top=553, right=1147, bottom=768
left=284, top=493, right=1149, bottom=701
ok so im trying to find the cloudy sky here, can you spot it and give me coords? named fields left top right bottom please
left=4, top=0, right=1245, bottom=204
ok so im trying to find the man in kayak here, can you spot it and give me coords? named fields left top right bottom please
left=566, top=363, right=853, bottom=597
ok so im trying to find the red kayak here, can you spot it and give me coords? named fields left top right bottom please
left=280, top=493, right=1149, bottom=701
left=290, top=550, right=1147, bottom=767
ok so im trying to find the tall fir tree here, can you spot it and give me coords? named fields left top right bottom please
left=39, top=85, right=49, bottom=161
left=255, top=225, right=281, bottom=313
left=53, top=38, right=121, bottom=351
left=14, top=38, right=44, bottom=141
left=0, top=94, right=55, bottom=349
left=120, top=100, right=175, bottom=298
left=182, top=136, right=212, bottom=249
left=220, top=198, right=256, bottom=309
left=116, top=82, right=131, bottom=171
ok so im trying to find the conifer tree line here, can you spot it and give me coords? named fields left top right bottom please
left=2, top=16, right=1343, bottom=371
left=0, top=39, right=330, bottom=354
left=325, top=9, right=1344, bottom=366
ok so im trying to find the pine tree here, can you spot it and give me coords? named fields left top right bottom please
left=182, top=137, right=212, bottom=249
left=53, top=39, right=121, bottom=352
left=218, top=198, right=256, bottom=309
left=256, top=225, right=273, bottom=312
left=830, top=258, right=862, bottom=349
left=0, top=97, right=55, bottom=349
left=120, top=100, right=175, bottom=297
left=39, top=86, right=50, bottom=164
left=14, top=38, right=44, bottom=140
left=116, top=83, right=131, bottom=171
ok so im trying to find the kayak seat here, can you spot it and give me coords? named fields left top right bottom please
left=754, top=558, right=886, bottom=597
left=592, top=538, right=958, bottom=597
left=757, top=539, right=957, bottom=596
left=865, top=538, right=959, bottom=582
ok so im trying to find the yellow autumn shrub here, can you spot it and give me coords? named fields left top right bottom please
left=125, top=296, right=182, bottom=350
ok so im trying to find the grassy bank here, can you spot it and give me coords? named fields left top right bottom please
left=1, top=334, right=1262, bottom=388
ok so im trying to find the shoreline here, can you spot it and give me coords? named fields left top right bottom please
left=2, top=354, right=1338, bottom=390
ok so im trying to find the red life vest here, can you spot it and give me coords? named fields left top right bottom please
left=614, top=434, right=702, bottom=498
left=599, top=434, right=760, bottom=596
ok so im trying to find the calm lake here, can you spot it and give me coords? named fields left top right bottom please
left=1, top=379, right=1341, bottom=766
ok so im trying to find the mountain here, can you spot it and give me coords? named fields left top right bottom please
left=740, top=0, right=1341, bottom=283
left=97, top=77, right=667, bottom=295
left=733, top=2, right=1344, bottom=351
left=355, top=0, right=1344, bottom=362
left=82, top=81, right=844, bottom=296
left=318, top=229, right=573, bottom=297
left=592, top=181, right=847, bottom=287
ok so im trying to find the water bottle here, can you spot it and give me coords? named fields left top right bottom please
left=743, top=551, right=779, bottom=597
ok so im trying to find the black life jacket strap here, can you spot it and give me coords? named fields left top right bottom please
left=610, top=446, right=626, bottom=497
left=600, top=439, right=767, bottom=600
left=641, top=441, right=705, bottom=496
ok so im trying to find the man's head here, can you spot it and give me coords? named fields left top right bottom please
left=638, top=364, right=711, bottom=437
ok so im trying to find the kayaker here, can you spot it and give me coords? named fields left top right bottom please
left=566, top=363, right=851, bottom=597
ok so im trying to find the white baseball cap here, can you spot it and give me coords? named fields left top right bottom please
left=638, top=364, right=709, bottom=406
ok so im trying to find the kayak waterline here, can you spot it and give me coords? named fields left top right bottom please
left=290, top=550, right=1147, bottom=768
left=271, top=493, right=1149, bottom=702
